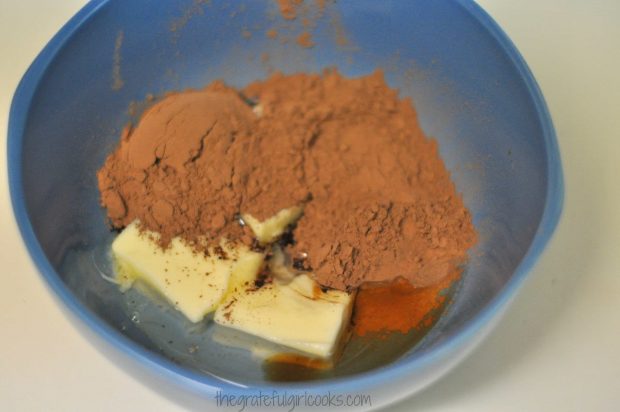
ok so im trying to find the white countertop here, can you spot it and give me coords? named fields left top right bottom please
left=1, top=1, right=619, bottom=411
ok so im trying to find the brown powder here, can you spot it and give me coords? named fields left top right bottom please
left=169, top=0, right=210, bottom=34
left=268, top=0, right=336, bottom=52
left=314, top=0, right=327, bottom=14
left=277, top=0, right=302, bottom=20
left=111, top=30, right=124, bottom=91
left=296, top=32, right=315, bottom=48
left=97, top=69, right=476, bottom=291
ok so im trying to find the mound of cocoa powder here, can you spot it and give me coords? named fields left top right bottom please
left=97, top=69, right=476, bottom=290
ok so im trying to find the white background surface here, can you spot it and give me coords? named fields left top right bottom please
left=1, top=1, right=619, bottom=411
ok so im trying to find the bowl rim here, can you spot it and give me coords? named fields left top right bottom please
left=7, top=0, right=564, bottom=399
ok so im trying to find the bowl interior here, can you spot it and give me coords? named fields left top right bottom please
left=13, top=0, right=554, bottom=389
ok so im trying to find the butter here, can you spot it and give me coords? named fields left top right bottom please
left=112, top=221, right=263, bottom=323
left=112, top=210, right=353, bottom=359
left=214, top=273, right=354, bottom=358
left=211, top=325, right=279, bottom=360
left=241, top=206, right=303, bottom=244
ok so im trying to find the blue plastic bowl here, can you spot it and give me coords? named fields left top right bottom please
left=8, top=0, right=563, bottom=407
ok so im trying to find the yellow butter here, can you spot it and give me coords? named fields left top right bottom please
left=241, top=206, right=303, bottom=244
left=214, top=273, right=354, bottom=358
left=112, top=221, right=263, bottom=323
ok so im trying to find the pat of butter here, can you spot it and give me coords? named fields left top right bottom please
left=112, top=221, right=263, bottom=323
left=241, top=206, right=303, bottom=244
left=214, top=274, right=354, bottom=358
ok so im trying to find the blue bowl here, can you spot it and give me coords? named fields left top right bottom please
left=8, top=0, right=563, bottom=407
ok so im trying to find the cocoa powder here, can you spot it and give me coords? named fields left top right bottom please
left=97, top=69, right=476, bottom=290
left=277, top=0, right=302, bottom=21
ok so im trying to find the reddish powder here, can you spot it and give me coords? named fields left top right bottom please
left=353, top=270, right=459, bottom=337
left=97, top=69, right=476, bottom=291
